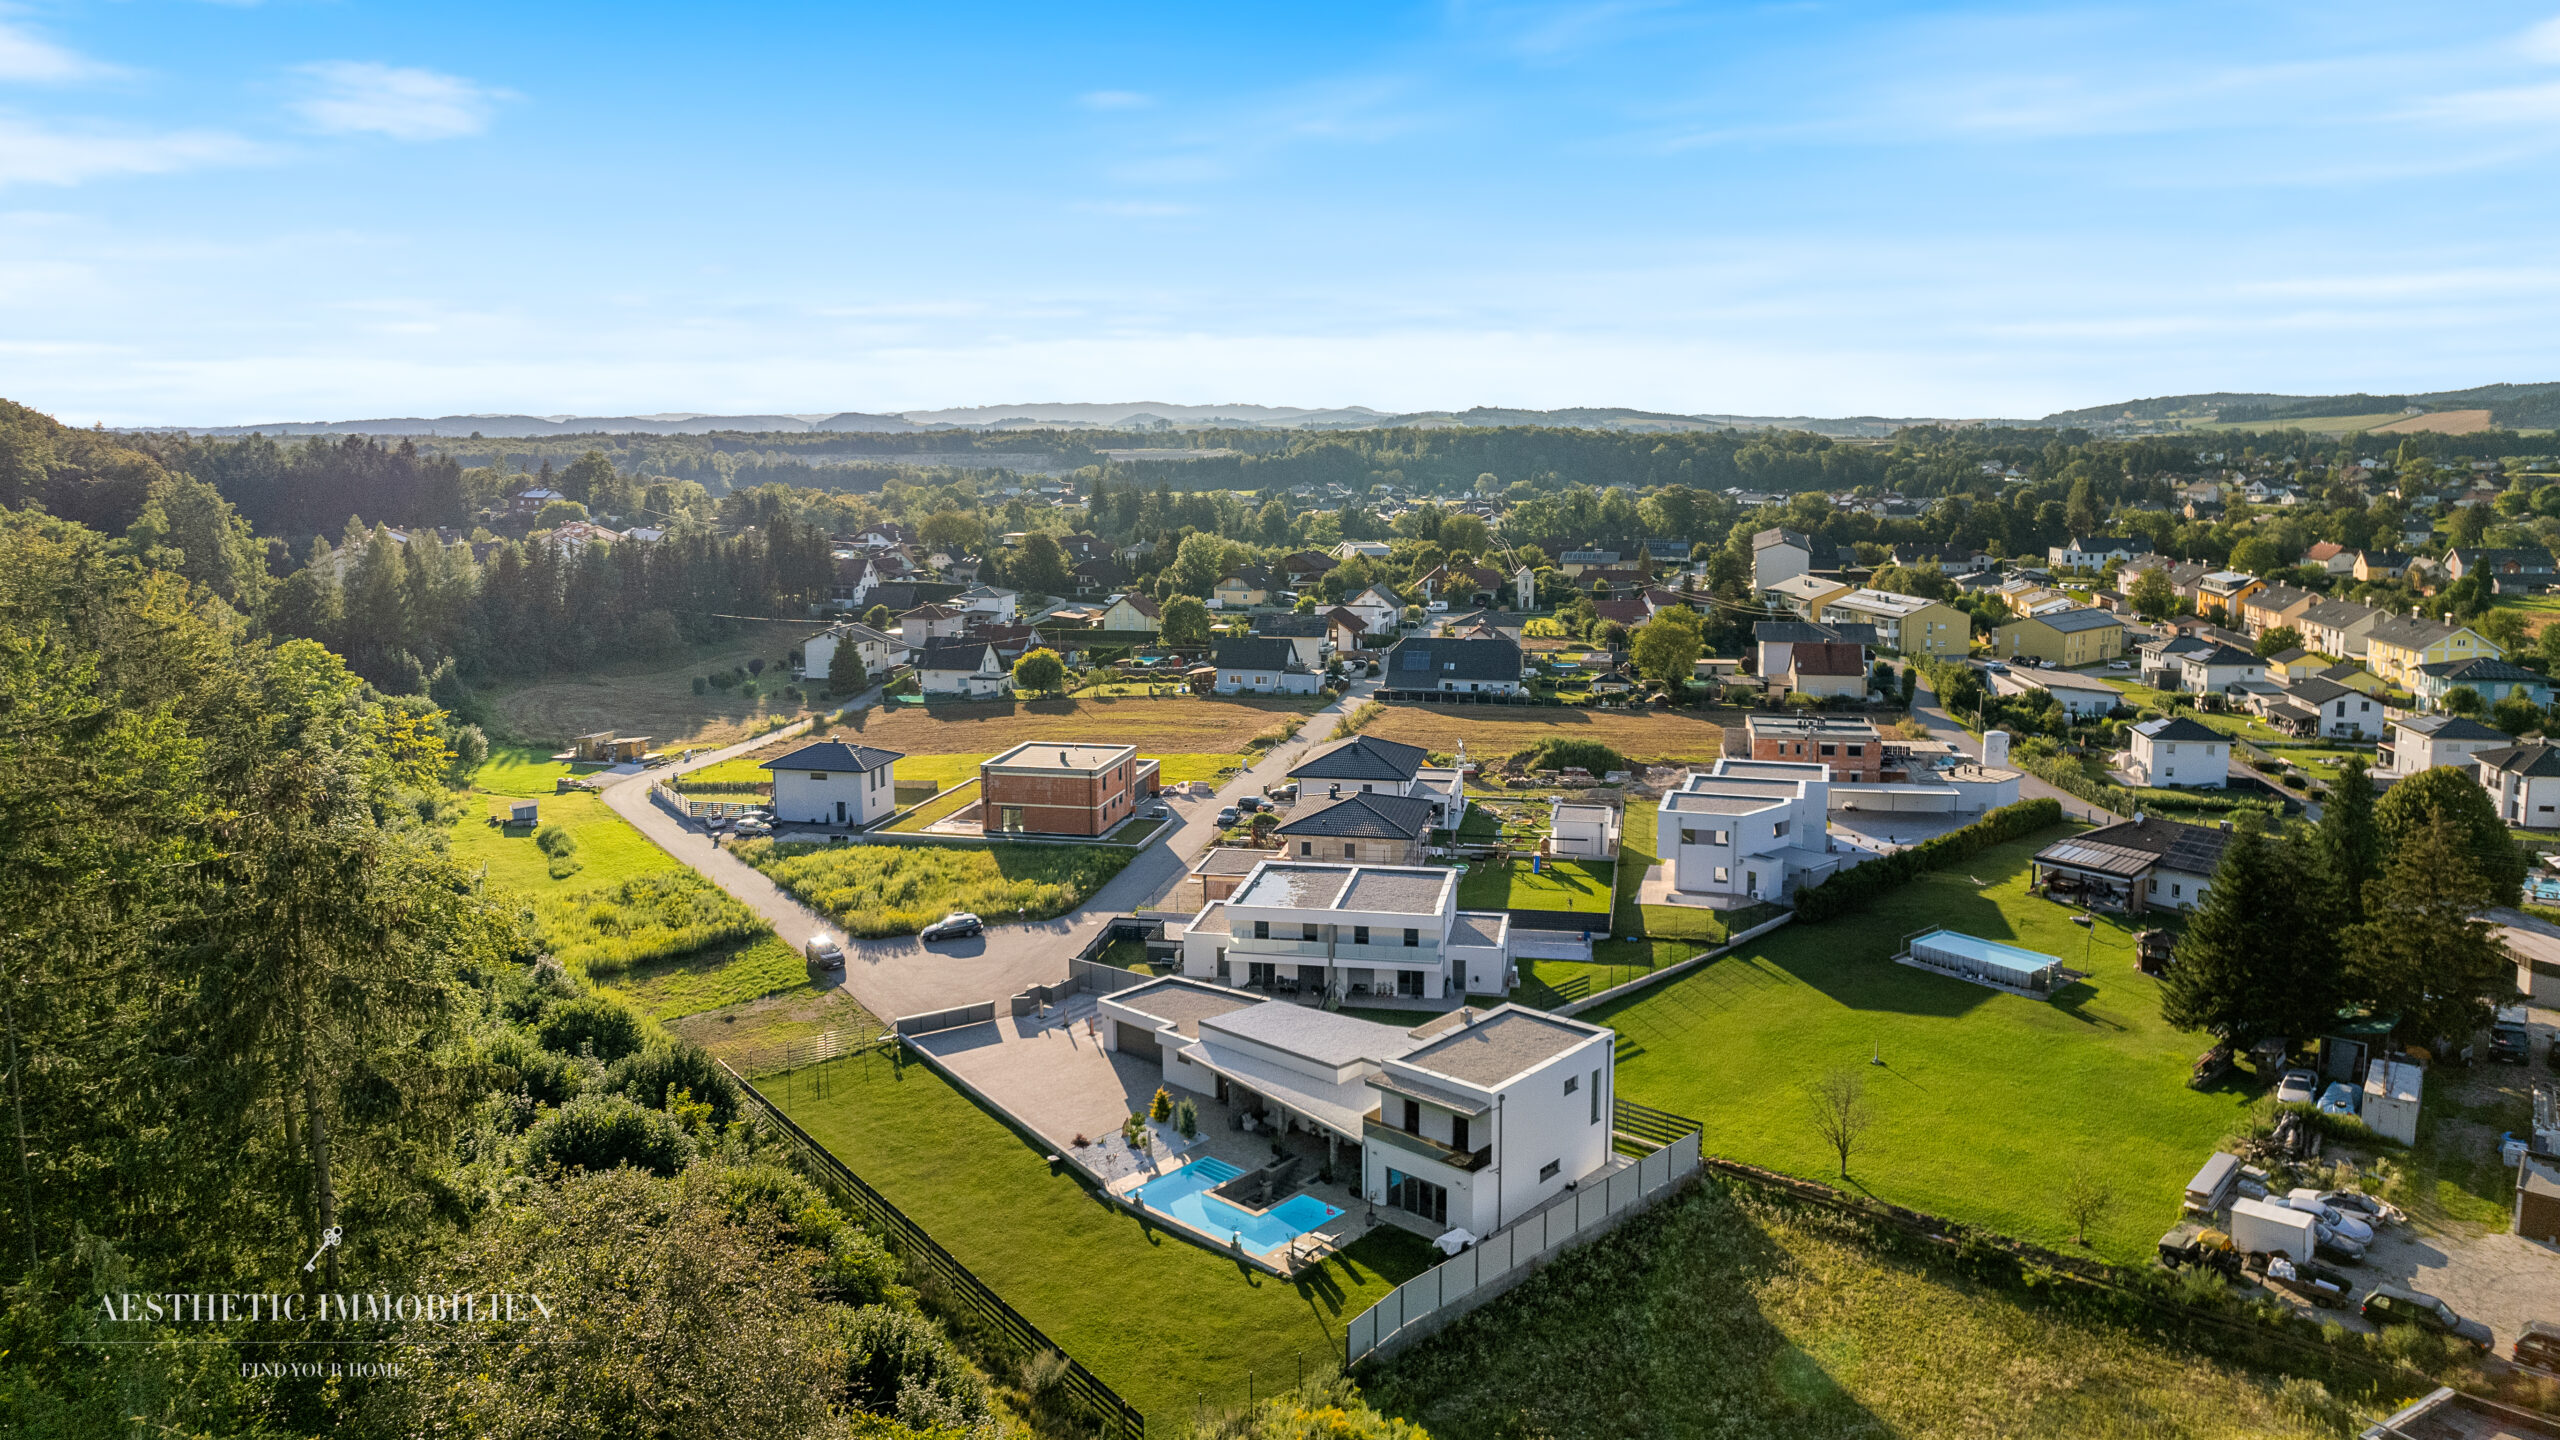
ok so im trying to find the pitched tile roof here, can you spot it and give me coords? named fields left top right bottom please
left=1385, top=635, right=1524, bottom=683
left=1210, top=637, right=1309, bottom=672
left=761, top=741, right=903, bottom=773
left=1274, top=792, right=1438, bottom=840
left=1289, top=734, right=1429, bottom=782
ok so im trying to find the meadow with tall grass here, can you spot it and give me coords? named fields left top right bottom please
left=736, top=838, right=1133, bottom=936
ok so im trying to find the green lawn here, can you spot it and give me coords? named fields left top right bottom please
left=446, top=785, right=790, bottom=1000
left=1454, top=858, right=1614, bottom=914
left=737, top=837, right=1134, bottom=936
left=772, top=1052, right=1436, bottom=1425
left=2098, top=679, right=2287, bottom=743
left=1590, top=827, right=2247, bottom=1262
left=885, top=779, right=981, bottom=832
left=467, top=745, right=574, bottom=797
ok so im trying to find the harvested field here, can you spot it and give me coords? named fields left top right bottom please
left=818, top=693, right=1319, bottom=755
left=481, top=620, right=823, bottom=749
left=1364, top=702, right=1736, bottom=764
left=2372, top=408, right=2494, bottom=435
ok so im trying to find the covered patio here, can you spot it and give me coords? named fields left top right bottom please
left=2029, top=833, right=2156, bottom=913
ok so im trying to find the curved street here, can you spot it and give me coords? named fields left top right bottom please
left=603, top=676, right=1382, bottom=1022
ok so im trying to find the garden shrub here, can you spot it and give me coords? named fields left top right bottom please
left=835, top=1303, right=996, bottom=1434
left=605, top=1037, right=740, bottom=1125
left=522, top=1095, right=696, bottom=1177
left=1791, top=798, right=2063, bottom=924
left=535, top=993, right=647, bottom=1062
left=816, top=1226, right=903, bottom=1308
left=485, top=1029, right=588, bottom=1107
left=534, top=822, right=583, bottom=879
left=1509, top=737, right=1627, bottom=776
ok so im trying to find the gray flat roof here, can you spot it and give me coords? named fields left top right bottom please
left=1202, top=1002, right=1416, bottom=1068
left=1448, top=911, right=1507, bottom=949
left=1189, top=846, right=1273, bottom=877
left=1230, top=864, right=1354, bottom=910
left=1110, top=977, right=1263, bottom=1037
left=1338, top=868, right=1449, bottom=914
left=1401, top=1008, right=1602, bottom=1088
left=1667, top=792, right=1782, bottom=814
left=982, top=740, right=1137, bottom=773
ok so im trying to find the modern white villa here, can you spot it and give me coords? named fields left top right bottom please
left=1095, top=976, right=1616, bottom=1235
left=1177, top=859, right=1514, bottom=1004
left=758, top=740, right=903, bottom=828
left=1655, top=758, right=1847, bottom=903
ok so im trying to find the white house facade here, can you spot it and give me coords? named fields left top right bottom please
left=1177, top=860, right=1514, bottom=1003
left=2124, top=716, right=2228, bottom=787
left=1657, top=759, right=1843, bottom=902
left=916, top=640, right=1014, bottom=698
left=759, top=741, right=902, bottom=828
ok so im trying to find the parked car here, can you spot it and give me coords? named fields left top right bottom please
left=2514, top=1319, right=2560, bottom=1376
left=2281, top=1189, right=2374, bottom=1245
left=804, top=935, right=845, bottom=968
left=920, top=912, right=984, bottom=943
left=2311, top=1222, right=2367, bottom=1264
left=2319, top=1190, right=2404, bottom=1227
left=1215, top=807, right=1241, bottom=825
left=2274, top=1068, right=2319, bottom=1106
left=2315, top=1081, right=2359, bottom=1119
left=1983, top=662, right=2010, bottom=675
left=2107, top=660, right=2133, bottom=670
left=2360, top=1285, right=2493, bottom=1353
left=2490, top=1005, right=2533, bottom=1065
left=731, top=817, right=773, bottom=837
left=1236, top=795, right=1265, bottom=813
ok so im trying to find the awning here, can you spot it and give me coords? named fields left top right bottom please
left=1178, top=1039, right=1372, bottom=1142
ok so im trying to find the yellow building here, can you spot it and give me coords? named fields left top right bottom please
left=1817, top=588, right=1971, bottom=658
left=2363, top=614, right=2501, bottom=688
left=1212, top=568, right=1274, bottom=608
left=1991, top=607, right=2126, bottom=666
left=1761, top=573, right=1852, bottom=620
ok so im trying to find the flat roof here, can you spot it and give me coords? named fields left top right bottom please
left=1400, top=1008, right=1603, bottom=1088
left=1201, top=1002, right=1415, bottom=1069
left=1229, top=862, right=1448, bottom=915
left=1745, top=713, right=1881, bottom=737
left=1338, top=868, right=1449, bottom=914
left=1230, top=864, right=1352, bottom=910
left=1666, top=792, right=1783, bottom=814
left=1448, top=911, right=1508, bottom=949
left=1108, top=977, right=1262, bottom=1038
left=981, top=740, right=1138, bottom=773
left=1189, top=846, right=1271, bottom=877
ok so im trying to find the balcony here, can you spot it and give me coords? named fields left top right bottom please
left=1362, top=1112, right=1492, bottom=1172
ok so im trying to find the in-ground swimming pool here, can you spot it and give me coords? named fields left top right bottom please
left=1132, top=1157, right=1342, bottom=1251
left=2529, top=876, right=2560, bottom=903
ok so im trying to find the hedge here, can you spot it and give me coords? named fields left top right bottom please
left=1791, top=797, right=2063, bottom=923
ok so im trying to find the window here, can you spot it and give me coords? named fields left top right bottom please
left=1402, top=928, right=1419, bottom=947
left=1538, top=1160, right=1561, bottom=1183
left=1563, top=1074, right=1579, bottom=1095
left=1300, top=841, right=1313, bottom=856
left=2170, top=883, right=2182, bottom=899
left=1590, top=1068, right=1602, bottom=1123
left=1253, top=920, right=1270, bottom=940
left=809, top=771, right=827, bottom=781
left=1819, top=743, right=1836, bottom=757
left=1343, top=842, right=1357, bottom=859
left=1398, top=969, right=1423, bottom=997
left=1713, top=866, right=1729, bottom=883
left=1450, top=1116, right=1469, bottom=1152
left=1847, top=745, right=1864, bottom=757
left=1772, top=819, right=1789, bottom=838
left=1302, top=923, right=1319, bottom=941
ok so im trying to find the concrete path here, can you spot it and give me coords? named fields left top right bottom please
left=601, top=674, right=1384, bottom=1022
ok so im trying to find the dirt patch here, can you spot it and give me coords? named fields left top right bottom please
left=1363, top=702, right=1739, bottom=764
left=483, top=621, right=822, bottom=748
left=2372, top=409, right=2495, bottom=436
left=822, top=693, right=1320, bottom=755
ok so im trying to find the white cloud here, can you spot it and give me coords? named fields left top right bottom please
left=289, top=61, right=509, bottom=141
left=1078, top=89, right=1152, bottom=110
left=0, top=120, right=262, bottom=188
left=2525, top=15, right=2560, bottom=63
left=0, top=17, right=121, bottom=82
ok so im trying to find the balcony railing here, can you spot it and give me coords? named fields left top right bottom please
left=1361, top=1114, right=1492, bottom=1171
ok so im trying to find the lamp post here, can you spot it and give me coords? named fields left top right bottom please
left=2071, top=912, right=2095, bottom=970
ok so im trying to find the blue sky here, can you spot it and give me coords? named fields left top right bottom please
left=8, top=1, right=2560, bottom=425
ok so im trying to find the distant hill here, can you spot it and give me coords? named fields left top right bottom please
left=153, top=402, right=2025, bottom=440
left=2042, top=381, right=2560, bottom=432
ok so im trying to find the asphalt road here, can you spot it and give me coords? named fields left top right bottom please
left=602, top=676, right=1382, bottom=1023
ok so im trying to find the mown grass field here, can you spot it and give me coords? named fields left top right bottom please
left=450, top=761, right=805, bottom=1018
left=737, top=837, right=1134, bottom=936
left=1362, top=702, right=1731, bottom=764
left=685, top=747, right=1242, bottom=789
left=826, top=693, right=1320, bottom=756
left=1366, top=1175, right=2418, bottom=1440
left=481, top=618, right=827, bottom=748
left=1455, top=858, right=1615, bottom=914
left=1591, top=827, right=2248, bottom=1262
left=772, top=1052, right=1437, bottom=1425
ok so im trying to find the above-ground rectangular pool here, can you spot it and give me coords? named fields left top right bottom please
left=1132, top=1157, right=1343, bottom=1252
left=1905, top=928, right=2063, bottom=991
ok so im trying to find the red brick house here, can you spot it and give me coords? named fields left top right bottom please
left=979, top=741, right=1160, bottom=836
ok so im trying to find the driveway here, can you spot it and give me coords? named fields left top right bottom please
left=603, top=675, right=1383, bottom=1023
left=1906, top=664, right=2120, bottom=827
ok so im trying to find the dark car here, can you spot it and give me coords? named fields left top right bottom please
left=2516, top=1320, right=2560, bottom=1376
left=920, top=912, right=984, bottom=943
left=1215, top=807, right=1241, bottom=825
left=2490, top=1009, right=2532, bottom=1066
left=2360, top=1285, right=2493, bottom=1352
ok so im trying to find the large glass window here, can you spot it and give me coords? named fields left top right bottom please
left=1384, top=1168, right=1448, bottom=1225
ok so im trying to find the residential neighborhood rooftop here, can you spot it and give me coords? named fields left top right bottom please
left=1289, top=733, right=1429, bottom=782
left=759, top=741, right=903, bottom=773
left=1399, top=1007, right=1604, bottom=1088
left=982, top=741, right=1138, bottom=772
left=1110, top=976, right=1262, bottom=1037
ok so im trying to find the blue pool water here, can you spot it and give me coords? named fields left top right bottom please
left=1133, top=1158, right=1343, bottom=1251
left=1908, top=928, right=2062, bottom=984
left=2530, top=877, right=2560, bottom=903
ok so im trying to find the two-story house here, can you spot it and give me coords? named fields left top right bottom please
left=1289, top=734, right=1467, bottom=829
left=2047, top=535, right=2140, bottom=570
left=2124, top=716, right=2228, bottom=788
left=759, top=741, right=903, bottom=830
left=1213, top=566, right=1276, bottom=608
left=1209, top=637, right=1322, bottom=695
left=1249, top=612, right=1330, bottom=669
left=978, top=740, right=1156, bottom=836
left=1751, top=527, right=1813, bottom=590
left=1816, top=588, right=1969, bottom=658
left=2413, top=656, right=2555, bottom=712
left=2274, top=675, right=2383, bottom=740
left=1991, top=606, right=2125, bottom=666
left=1176, top=860, right=1514, bottom=1002
left=1099, top=592, right=1162, bottom=632
left=1655, top=758, right=1843, bottom=903
left=1343, top=584, right=1406, bottom=638
left=798, top=622, right=908, bottom=687
left=1744, top=713, right=1882, bottom=781
left=2380, top=715, right=2512, bottom=776
left=1273, top=792, right=1436, bottom=865
left=2174, top=642, right=2266, bottom=695
left=2364, top=614, right=2502, bottom=688
left=2475, top=744, right=2560, bottom=830
left=1381, top=635, right=1526, bottom=697
left=915, top=639, right=1014, bottom=698
left=2296, top=598, right=2383, bottom=659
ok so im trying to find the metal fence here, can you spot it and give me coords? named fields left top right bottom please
left=1343, top=1130, right=1702, bottom=1369
left=734, top=1025, right=891, bottom=1078
left=722, top=1062, right=1147, bottom=1440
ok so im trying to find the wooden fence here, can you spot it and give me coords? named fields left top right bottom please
left=723, top=1062, right=1147, bottom=1439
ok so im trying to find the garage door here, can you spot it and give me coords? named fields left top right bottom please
left=1115, top=1021, right=1161, bottom=1061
